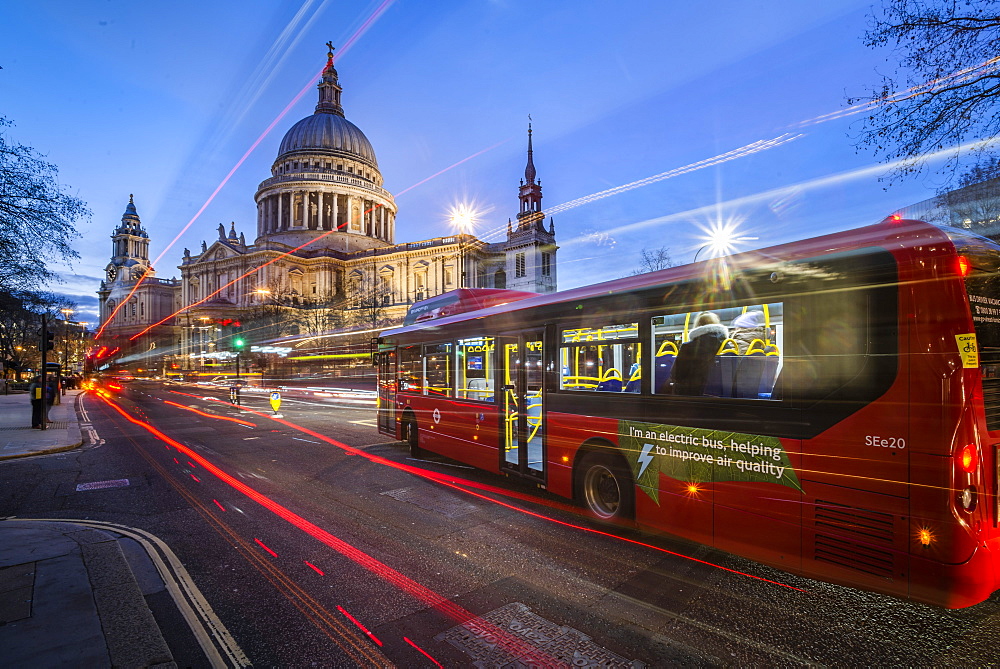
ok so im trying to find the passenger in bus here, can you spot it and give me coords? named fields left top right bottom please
left=730, top=310, right=768, bottom=354
left=669, top=312, right=728, bottom=395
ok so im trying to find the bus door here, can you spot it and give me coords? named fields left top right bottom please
left=376, top=349, right=397, bottom=436
left=498, top=332, right=545, bottom=481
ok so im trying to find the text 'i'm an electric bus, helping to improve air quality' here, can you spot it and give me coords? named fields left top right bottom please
left=374, top=216, right=1000, bottom=608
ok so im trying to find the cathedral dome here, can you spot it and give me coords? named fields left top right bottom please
left=277, top=114, right=378, bottom=167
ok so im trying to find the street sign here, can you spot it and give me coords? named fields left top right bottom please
left=270, top=391, right=281, bottom=413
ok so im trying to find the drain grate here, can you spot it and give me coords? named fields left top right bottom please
left=0, top=423, right=69, bottom=431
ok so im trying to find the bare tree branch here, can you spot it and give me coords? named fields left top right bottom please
left=851, top=0, right=1000, bottom=183
left=0, top=117, right=89, bottom=291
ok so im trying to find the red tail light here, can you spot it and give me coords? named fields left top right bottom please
left=957, top=255, right=971, bottom=277
left=957, top=443, right=978, bottom=473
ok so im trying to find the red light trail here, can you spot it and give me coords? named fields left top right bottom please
left=98, top=393, right=566, bottom=666
left=164, top=399, right=256, bottom=427
left=163, top=391, right=807, bottom=593
left=254, top=538, right=279, bottom=558
left=337, top=605, right=383, bottom=647
left=405, top=636, right=444, bottom=667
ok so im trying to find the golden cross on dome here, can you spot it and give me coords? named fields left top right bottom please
left=326, top=41, right=335, bottom=60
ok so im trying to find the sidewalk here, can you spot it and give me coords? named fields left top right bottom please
left=0, top=389, right=84, bottom=460
left=0, top=390, right=190, bottom=667
left=0, top=520, right=178, bottom=667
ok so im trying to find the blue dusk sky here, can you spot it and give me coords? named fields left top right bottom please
left=2, top=0, right=956, bottom=322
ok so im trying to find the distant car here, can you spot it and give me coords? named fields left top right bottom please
left=209, top=376, right=250, bottom=388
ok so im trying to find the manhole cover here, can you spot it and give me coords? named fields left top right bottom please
left=435, top=602, right=645, bottom=668
left=381, top=486, right=478, bottom=518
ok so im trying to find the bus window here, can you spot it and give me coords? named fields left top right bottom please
left=559, top=323, right=639, bottom=392
left=399, top=345, right=422, bottom=393
left=652, top=304, right=783, bottom=398
left=457, top=337, right=495, bottom=402
left=424, top=343, right=453, bottom=396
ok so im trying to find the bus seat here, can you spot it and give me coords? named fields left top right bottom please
left=734, top=355, right=765, bottom=398
left=704, top=353, right=737, bottom=398
left=624, top=366, right=641, bottom=393
left=745, top=339, right=768, bottom=355
left=735, top=351, right=781, bottom=399
left=758, top=355, right=780, bottom=396
left=704, top=358, right=725, bottom=396
left=717, top=350, right=739, bottom=398
left=596, top=368, right=623, bottom=393
left=468, top=377, right=489, bottom=401
left=655, top=355, right=676, bottom=394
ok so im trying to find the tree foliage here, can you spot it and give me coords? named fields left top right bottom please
left=0, top=289, right=76, bottom=378
left=851, top=1, right=1000, bottom=183
left=0, top=117, right=89, bottom=291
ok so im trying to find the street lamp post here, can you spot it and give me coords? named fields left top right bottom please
left=59, top=308, right=73, bottom=402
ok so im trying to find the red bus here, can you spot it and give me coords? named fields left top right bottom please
left=374, top=217, right=1000, bottom=608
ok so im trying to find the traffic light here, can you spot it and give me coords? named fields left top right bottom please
left=232, top=322, right=245, bottom=352
left=42, top=330, right=55, bottom=352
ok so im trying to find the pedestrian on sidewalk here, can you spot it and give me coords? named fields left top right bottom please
left=44, top=375, right=55, bottom=423
left=28, top=376, right=43, bottom=428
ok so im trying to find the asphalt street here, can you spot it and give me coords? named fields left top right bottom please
left=4, top=380, right=1000, bottom=666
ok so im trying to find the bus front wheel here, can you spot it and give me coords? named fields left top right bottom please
left=579, top=451, right=634, bottom=522
left=404, top=415, right=423, bottom=458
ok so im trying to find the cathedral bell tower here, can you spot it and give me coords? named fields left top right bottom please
left=503, top=123, right=557, bottom=293
left=105, top=194, right=153, bottom=285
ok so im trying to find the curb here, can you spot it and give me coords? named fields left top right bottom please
left=80, top=528, right=176, bottom=667
left=0, top=441, right=83, bottom=462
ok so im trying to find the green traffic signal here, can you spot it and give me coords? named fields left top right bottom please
left=233, top=337, right=245, bottom=350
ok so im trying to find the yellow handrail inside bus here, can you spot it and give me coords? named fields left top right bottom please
left=717, top=338, right=740, bottom=355
left=563, top=375, right=600, bottom=389
left=601, top=368, right=623, bottom=382
left=745, top=339, right=768, bottom=355
left=656, top=340, right=678, bottom=356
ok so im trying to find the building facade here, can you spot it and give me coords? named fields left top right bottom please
left=96, top=195, right=180, bottom=371
left=97, top=47, right=558, bottom=372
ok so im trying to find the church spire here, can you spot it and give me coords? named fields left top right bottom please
left=524, top=122, right=536, bottom=184
left=516, top=119, right=543, bottom=231
left=315, top=41, right=344, bottom=117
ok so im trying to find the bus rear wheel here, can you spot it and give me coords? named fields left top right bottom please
left=579, top=452, right=634, bottom=522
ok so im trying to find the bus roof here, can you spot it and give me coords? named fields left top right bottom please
left=402, top=288, right=538, bottom=326
left=381, top=217, right=966, bottom=338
